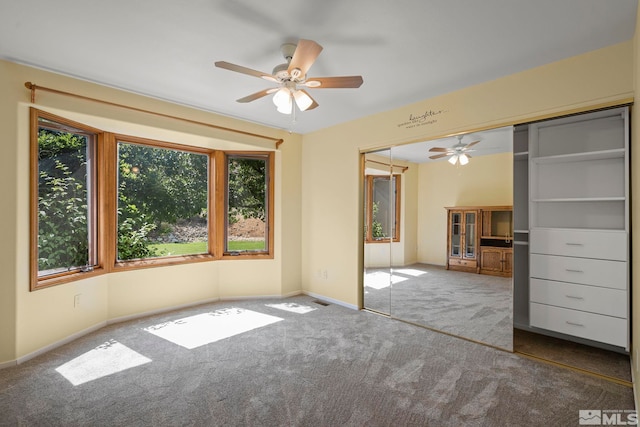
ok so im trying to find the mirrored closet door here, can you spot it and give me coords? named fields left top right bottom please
left=363, top=151, right=394, bottom=315
left=363, top=127, right=515, bottom=351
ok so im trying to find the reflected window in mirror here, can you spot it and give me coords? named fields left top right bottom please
left=365, top=175, right=401, bottom=243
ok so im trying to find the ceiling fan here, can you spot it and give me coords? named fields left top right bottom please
left=215, top=39, right=363, bottom=114
left=429, top=135, right=479, bottom=165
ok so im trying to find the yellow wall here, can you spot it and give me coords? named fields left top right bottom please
left=418, top=152, right=513, bottom=266
left=302, top=40, right=633, bottom=309
left=0, top=60, right=302, bottom=362
left=0, top=61, right=19, bottom=364
left=1, top=32, right=637, bottom=370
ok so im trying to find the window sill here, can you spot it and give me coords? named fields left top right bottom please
left=113, top=253, right=216, bottom=272
left=32, top=267, right=105, bottom=291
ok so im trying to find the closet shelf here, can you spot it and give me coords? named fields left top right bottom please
left=532, top=148, right=624, bottom=164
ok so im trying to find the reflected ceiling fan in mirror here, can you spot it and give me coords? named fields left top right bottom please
left=429, top=135, right=479, bottom=166
left=215, top=39, right=363, bottom=114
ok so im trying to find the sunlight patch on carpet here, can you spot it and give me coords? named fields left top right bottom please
left=393, top=268, right=428, bottom=277
left=144, top=308, right=283, bottom=349
left=365, top=271, right=408, bottom=289
left=266, top=302, right=316, bottom=314
left=56, top=340, right=151, bottom=386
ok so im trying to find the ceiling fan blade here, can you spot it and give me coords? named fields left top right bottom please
left=464, top=140, right=480, bottom=149
left=429, top=147, right=449, bottom=152
left=215, top=61, right=273, bottom=79
left=429, top=153, right=449, bottom=160
left=236, top=88, right=277, bottom=103
left=304, top=76, right=363, bottom=88
left=288, top=39, right=323, bottom=76
left=297, top=89, right=319, bottom=110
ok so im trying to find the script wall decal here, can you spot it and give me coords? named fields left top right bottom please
left=397, top=109, right=448, bottom=129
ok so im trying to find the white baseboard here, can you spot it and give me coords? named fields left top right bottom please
left=281, top=290, right=304, bottom=298
left=219, top=291, right=304, bottom=301
left=0, top=359, right=17, bottom=369
left=16, top=321, right=107, bottom=365
left=302, top=291, right=358, bottom=310
left=1, top=293, right=314, bottom=369
left=107, top=297, right=220, bottom=325
left=220, top=294, right=283, bottom=301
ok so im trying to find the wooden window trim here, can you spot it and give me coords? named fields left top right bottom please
left=220, top=151, right=275, bottom=260
left=364, top=174, right=401, bottom=244
left=112, top=134, right=215, bottom=270
left=29, top=109, right=275, bottom=291
left=30, top=109, right=105, bottom=290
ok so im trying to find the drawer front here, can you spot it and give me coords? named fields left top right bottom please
left=530, top=254, right=627, bottom=290
left=530, top=303, right=627, bottom=348
left=530, top=228, right=627, bottom=261
left=449, top=258, right=477, bottom=268
left=530, top=278, right=627, bottom=318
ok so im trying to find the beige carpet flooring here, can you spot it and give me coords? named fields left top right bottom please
left=514, top=328, right=631, bottom=383
left=0, top=295, right=634, bottom=426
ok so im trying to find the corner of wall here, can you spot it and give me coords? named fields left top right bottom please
left=631, top=3, right=640, bottom=409
left=0, top=60, right=19, bottom=364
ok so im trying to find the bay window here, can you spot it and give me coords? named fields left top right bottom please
left=30, top=108, right=275, bottom=290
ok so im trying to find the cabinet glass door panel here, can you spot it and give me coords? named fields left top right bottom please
left=450, top=212, right=461, bottom=256
left=464, top=212, right=476, bottom=258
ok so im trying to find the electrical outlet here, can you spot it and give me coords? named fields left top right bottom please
left=74, top=294, right=81, bottom=307
left=322, top=269, right=328, bottom=280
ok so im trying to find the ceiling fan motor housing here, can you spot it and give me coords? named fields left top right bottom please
left=272, top=63, right=290, bottom=81
left=280, top=43, right=297, bottom=61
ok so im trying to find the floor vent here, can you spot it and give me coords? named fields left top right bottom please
left=313, top=300, right=330, bottom=306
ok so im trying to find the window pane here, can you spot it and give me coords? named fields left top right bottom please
left=226, top=155, right=268, bottom=253
left=372, top=176, right=395, bottom=240
left=117, top=142, right=208, bottom=260
left=37, top=118, right=95, bottom=276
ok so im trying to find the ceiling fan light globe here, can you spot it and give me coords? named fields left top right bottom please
left=273, top=88, right=293, bottom=114
left=276, top=103, right=292, bottom=114
left=459, top=154, right=469, bottom=165
left=273, top=87, right=291, bottom=106
left=293, top=90, right=313, bottom=111
left=448, top=155, right=458, bottom=165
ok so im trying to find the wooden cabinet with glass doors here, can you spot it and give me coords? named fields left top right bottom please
left=446, top=206, right=513, bottom=276
left=446, top=208, right=480, bottom=273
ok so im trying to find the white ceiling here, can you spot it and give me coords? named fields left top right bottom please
left=0, top=0, right=636, bottom=136
left=375, top=126, right=515, bottom=164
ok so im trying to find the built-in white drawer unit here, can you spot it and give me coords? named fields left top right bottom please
left=530, top=253, right=626, bottom=290
left=527, top=107, right=629, bottom=351
left=530, top=228, right=627, bottom=261
left=530, top=303, right=627, bottom=348
left=529, top=278, right=627, bottom=318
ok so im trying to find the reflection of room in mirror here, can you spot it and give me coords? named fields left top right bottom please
left=363, top=126, right=515, bottom=351
left=389, top=264, right=512, bottom=350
